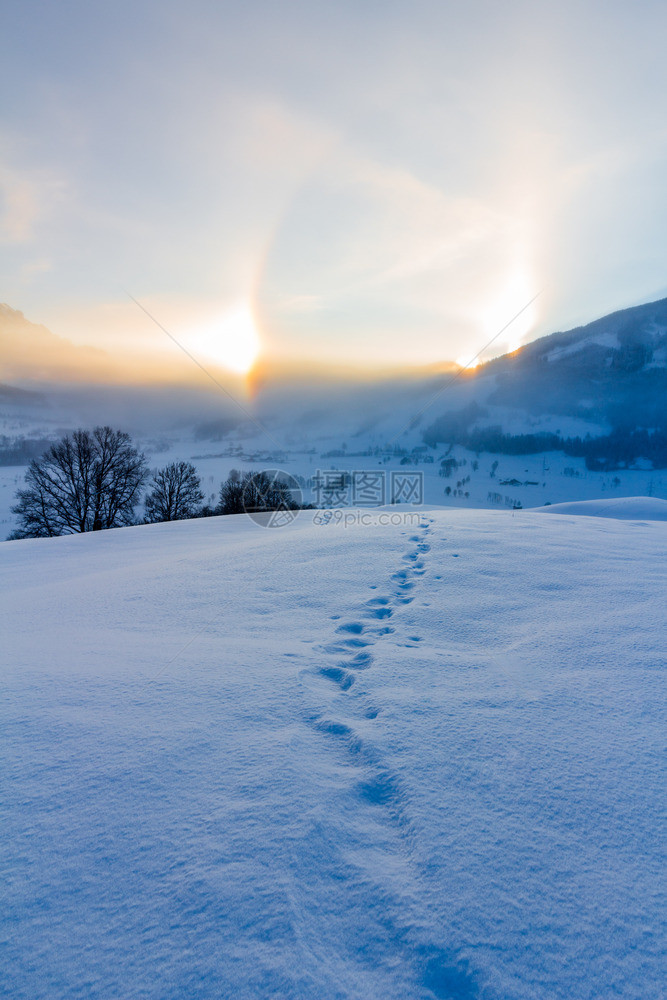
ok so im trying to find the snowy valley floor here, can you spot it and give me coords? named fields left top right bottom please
left=1, top=504, right=666, bottom=999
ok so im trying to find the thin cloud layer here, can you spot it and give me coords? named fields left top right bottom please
left=1, top=0, right=666, bottom=378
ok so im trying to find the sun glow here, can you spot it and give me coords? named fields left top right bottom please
left=478, top=268, right=539, bottom=362
left=456, top=355, right=480, bottom=370
left=191, top=304, right=261, bottom=374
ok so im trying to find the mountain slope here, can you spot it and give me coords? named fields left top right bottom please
left=0, top=304, right=110, bottom=382
left=419, top=298, right=667, bottom=471
left=464, top=296, right=667, bottom=429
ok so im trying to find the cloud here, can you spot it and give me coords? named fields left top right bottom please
left=0, top=132, right=68, bottom=246
left=2, top=1, right=667, bottom=372
left=0, top=303, right=111, bottom=382
left=254, top=140, right=537, bottom=363
left=0, top=165, right=41, bottom=243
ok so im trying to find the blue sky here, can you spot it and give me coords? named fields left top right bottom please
left=2, top=0, right=667, bottom=375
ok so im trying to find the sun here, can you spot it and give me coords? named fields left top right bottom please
left=456, top=355, right=480, bottom=370
left=191, top=303, right=261, bottom=374
left=477, top=267, right=539, bottom=361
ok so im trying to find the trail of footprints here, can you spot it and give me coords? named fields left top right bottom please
left=311, top=516, right=433, bottom=752
left=323, top=520, right=432, bottom=691
left=302, top=519, right=479, bottom=997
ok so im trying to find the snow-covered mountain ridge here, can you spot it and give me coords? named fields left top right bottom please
left=468, top=296, right=667, bottom=431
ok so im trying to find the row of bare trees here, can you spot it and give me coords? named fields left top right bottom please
left=9, top=427, right=297, bottom=539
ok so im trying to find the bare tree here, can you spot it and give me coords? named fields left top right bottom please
left=145, top=461, right=204, bottom=522
left=10, top=427, right=148, bottom=538
left=241, top=471, right=299, bottom=513
left=218, top=469, right=300, bottom=516
left=218, top=469, right=245, bottom=514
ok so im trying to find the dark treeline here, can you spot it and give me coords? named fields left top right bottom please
left=0, top=436, right=54, bottom=466
left=424, top=411, right=667, bottom=470
left=563, top=428, right=667, bottom=470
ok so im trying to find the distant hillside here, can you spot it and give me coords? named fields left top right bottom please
left=423, top=297, right=667, bottom=468
left=480, top=296, right=667, bottom=428
left=0, top=381, right=43, bottom=403
left=0, top=304, right=109, bottom=382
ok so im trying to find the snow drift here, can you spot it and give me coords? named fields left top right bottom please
left=532, top=495, right=667, bottom=520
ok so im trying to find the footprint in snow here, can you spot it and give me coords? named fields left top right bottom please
left=323, top=638, right=370, bottom=654
left=336, top=622, right=365, bottom=634
left=357, top=771, right=401, bottom=807
left=367, top=625, right=394, bottom=636
left=364, top=605, right=393, bottom=620
left=345, top=650, right=373, bottom=670
left=314, top=719, right=364, bottom=756
left=364, top=597, right=393, bottom=618
left=319, top=665, right=355, bottom=690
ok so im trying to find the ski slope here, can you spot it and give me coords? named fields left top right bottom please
left=2, top=503, right=666, bottom=999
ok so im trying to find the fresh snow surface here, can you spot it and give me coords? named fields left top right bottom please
left=2, top=507, right=666, bottom=999
left=532, top=496, right=667, bottom=520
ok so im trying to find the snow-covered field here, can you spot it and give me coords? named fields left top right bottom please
left=2, top=501, right=666, bottom=999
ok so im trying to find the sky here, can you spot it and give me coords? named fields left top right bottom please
left=2, top=0, right=667, bottom=380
